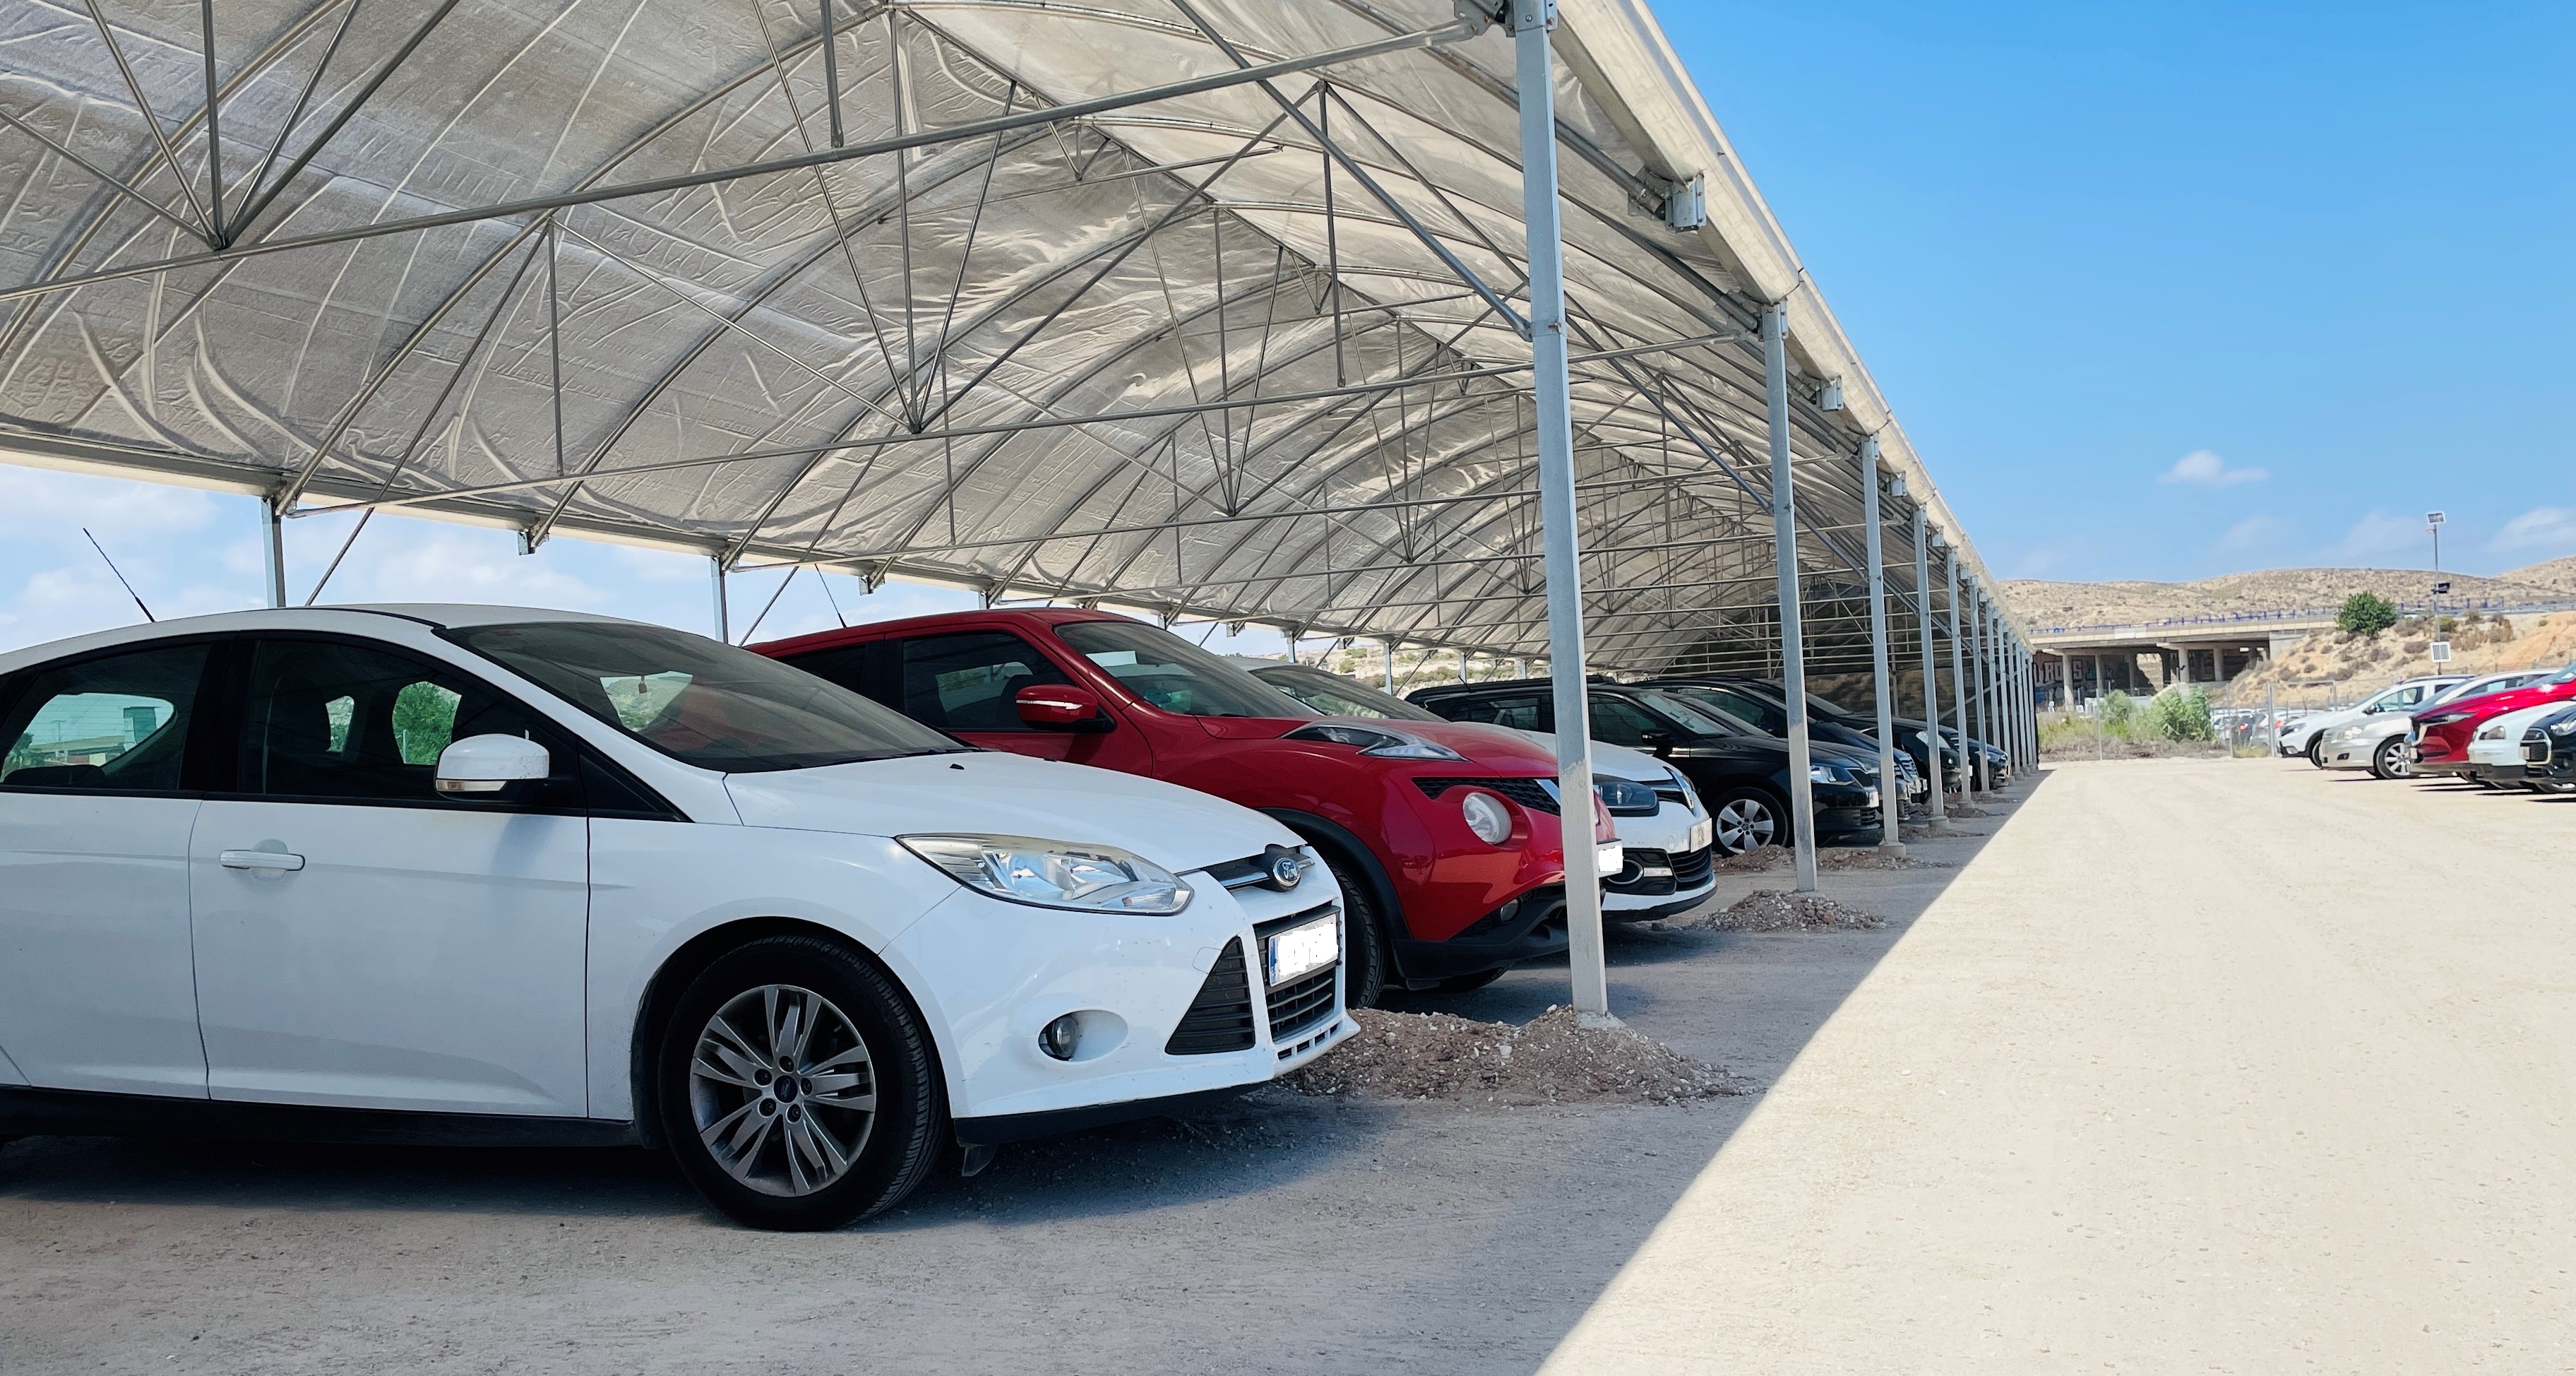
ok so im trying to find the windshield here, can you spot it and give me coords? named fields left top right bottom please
left=1631, top=689, right=1746, bottom=737
left=1249, top=664, right=1445, bottom=722
left=450, top=620, right=961, bottom=772
left=1054, top=620, right=1318, bottom=720
left=1656, top=684, right=1769, bottom=734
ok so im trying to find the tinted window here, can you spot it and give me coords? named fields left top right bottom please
left=1433, top=692, right=1543, bottom=731
left=1251, top=665, right=1445, bottom=722
left=240, top=639, right=563, bottom=802
left=1587, top=696, right=1666, bottom=747
left=1663, top=685, right=1777, bottom=734
left=0, top=643, right=208, bottom=792
left=895, top=631, right=1073, bottom=732
left=1053, top=620, right=1313, bottom=719
left=1631, top=690, right=1743, bottom=737
left=452, top=620, right=958, bottom=772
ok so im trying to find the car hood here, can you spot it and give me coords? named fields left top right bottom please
left=1193, top=712, right=1558, bottom=771
left=2419, top=680, right=2576, bottom=727
left=722, top=751, right=1296, bottom=876
left=1513, top=731, right=1670, bottom=783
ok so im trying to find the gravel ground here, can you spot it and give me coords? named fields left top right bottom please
left=0, top=806, right=2015, bottom=1375
left=1284, top=1008, right=1749, bottom=1105
left=1694, top=890, right=1886, bottom=932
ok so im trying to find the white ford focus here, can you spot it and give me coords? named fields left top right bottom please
left=0, top=606, right=1349, bottom=1229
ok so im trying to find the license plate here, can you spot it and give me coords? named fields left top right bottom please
left=1687, top=817, right=1713, bottom=851
left=1265, top=915, right=1339, bottom=987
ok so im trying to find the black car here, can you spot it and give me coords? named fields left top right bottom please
left=1645, top=676, right=1997, bottom=792
left=1634, top=677, right=1935, bottom=795
left=2522, top=703, right=2576, bottom=790
left=1405, top=678, right=1884, bottom=854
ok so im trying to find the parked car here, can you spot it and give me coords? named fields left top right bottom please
left=2278, top=675, right=2468, bottom=765
left=0, top=606, right=1352, bottom=1230
left=2462, top=703, right=2568, bottom=789
left=1625, top=677, right=1936, bottom=797
left=1236, top=660, right=1715, bottom=922
left=755, top=612, right=1614, bottom=1005
left=2518, top=704, right=2576, bottom=790
left=1403, top=677, right=1885, bottom=853
left=2410, top=665, right=2576, bottom=779
left=2318, top=711, right=2418, bottom=779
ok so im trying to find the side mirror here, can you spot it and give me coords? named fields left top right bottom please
left=1638, top=729, right=1676, bottom=760
left=1015, top=683, right=1112, bottom=733
left=435, top=734, right=551, bottom=800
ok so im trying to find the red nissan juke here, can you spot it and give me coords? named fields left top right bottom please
left=756, top=610, right=1614, bottom=1004
left=2411, top=662, right=2576, bottom=777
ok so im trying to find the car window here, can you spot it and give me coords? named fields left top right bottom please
left=894, top=631, right=1073, bottom=732
left=1663, top=685, right=1775, bottom=734
left=240, top=639, right=567, bottom=802
left=1587, top=696, right=1666, bottom=747
left=453, top=620, right=959, bottom=773
left=1630, top=690, right=1743, bottom=737
left=0, top=642, right=208, bottom=792
left=1433, top=692, right=1543, bottom=730
left=1252, top=665, right=1445, bottom=722
left=1051, top=620, right=1313, bottom=719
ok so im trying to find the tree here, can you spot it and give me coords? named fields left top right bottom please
left=2337, top=591, right=2399, bottom=638
left=2149, top=689, right=2214, bottom=742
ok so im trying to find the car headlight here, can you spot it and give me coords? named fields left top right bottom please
left=2419, top=711, right=2470, bottom=726
left=2477, top=724, right=2506, bottom=740
left=900, top=834, right=1192, bottom=914
left=1459, top=790, right=1514, bottom=844
left=2552, top=720, right=2576, bottom=737
left=1597, top=778, right=1661, bottom=816
left=1809, top=761, right=1854, bottom=784
left=1282, top=721, right=1467, bottom=761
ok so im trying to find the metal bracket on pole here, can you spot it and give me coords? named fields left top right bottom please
left=1764, top=302, right=1820, bottom=894
left=1515, top=0, right=1608, bottom=1020
left=1859, top=437, right=1903, bottom=858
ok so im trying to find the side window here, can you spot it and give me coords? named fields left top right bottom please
left=1436, top=693, right=1543, bottom=731
left=894, top=632, right=1072, bottom=732
left=1703, top=689, right=1782, bottom=734
left=1587, top=696, right=1664, bottom=747
left=242, top=639, right=560, bottom=802
left=0, top=643, right=209, bottom=793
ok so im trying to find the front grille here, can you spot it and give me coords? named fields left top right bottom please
left=1606, top=846, right=1674, bottom=896
left=2524, top=737, right=2553, bottom=766
left=1164, top=938, right=1256, bottom=1055
left=1669, top=843, right=1714, bottom=888
left=1413, top=776, right=1559, bottom=814
left=1254, top=903, right=1341, bottom=1043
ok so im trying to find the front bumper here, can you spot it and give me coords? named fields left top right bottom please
left=1397, top=884, right=1568, bottom=985
left=1604, top=843, right=1716, bottom=918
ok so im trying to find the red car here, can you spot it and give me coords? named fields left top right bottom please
left=754, top=610, right=1611, bottom=1004
left=2412, top=663, right=2576, bottom=776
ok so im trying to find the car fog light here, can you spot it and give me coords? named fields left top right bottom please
left=1039, top=1014, right=1081, bottom=1061
left=1460, top=790, right=1513, bottom=845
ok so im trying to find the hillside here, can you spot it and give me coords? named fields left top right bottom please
left=2003, top=561, right=2576, bottom=630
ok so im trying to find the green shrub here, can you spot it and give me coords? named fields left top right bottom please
left=2337, top=591, right=2400, bottom=637
left=2149, top=689, right=2214, bottom=742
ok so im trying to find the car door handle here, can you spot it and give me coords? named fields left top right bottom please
left=218, top=848, right=306, bottom=872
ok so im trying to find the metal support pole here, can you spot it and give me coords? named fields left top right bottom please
left=1515, top=0, right=1607, bottom=1018
left=1457, top=648, right=1469, bottom=683
left=820, top=0, right=845, bottom=148
left=1969, top=582, right=1993, bottom=794
left=1859, top=438, right=1903, bottom=856
left=261, top=495, right=287, bottom=608
left=1914, top=509, right=1947, bottom=827
left=1383, top=639, right=1397, bottom=693
left=711, top=557, right=730, bottom=642
left=1946, top=547, right=1971, bottom=802
left=1761, top=302, right=1820, bottom=893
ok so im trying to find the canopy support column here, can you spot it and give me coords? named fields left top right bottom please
left=1515, top=0, right=1607, bottom=1019
left=1946, top=545, right=1971, bottom=802
left=261, top=495, right=287, bottom=609
left=1969, top=580, right=1993, bottom=798
left=1859, top=438, right=1903, bottom=858
left=1914, top=509, right=1948, bottom=829
left=1763, top=302, right=1819, bottom=894
left=711, top=557, right=730, bottom=642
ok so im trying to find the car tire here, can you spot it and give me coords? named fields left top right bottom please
left=2369, top=737, right=2411, bottom=781
left=1710, top=786, right=1786, bottom=855
left=1318, top=850, right=1394, bottom=1009
left=2306, top=735, right=2327, bottom=769
left=657, top=935, right=943, bottom=1231
left=1433, top=968, right=1505, bottom=994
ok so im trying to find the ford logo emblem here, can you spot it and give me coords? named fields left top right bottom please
left=1261, top=843, right=1305, bottom=891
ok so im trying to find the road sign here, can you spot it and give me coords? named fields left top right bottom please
left=2431, top=641, right=2452, bottom=663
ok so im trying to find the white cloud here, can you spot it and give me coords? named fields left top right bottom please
left=2330, top=511, right=2426, bottom=560
left=2215, top=515, right=2290, bottom=553
left=2489, top=506, right=2576, bottom=555
left=2159, top=449, right=2268, bottom=487
left=0, top=467, right=222, bottom=539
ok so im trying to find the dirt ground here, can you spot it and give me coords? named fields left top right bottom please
left=0, top=816, right=2009, bottom=1375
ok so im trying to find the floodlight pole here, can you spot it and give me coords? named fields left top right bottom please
left=261, top=495, right=287, bottom=608
left=1913, top=508, right=1948, bottom=829
left=1859, top=437, right=1903, bottom=857
left=1514, top=0, right=1608, bottom=1018
left=1761, top=302, right=1820, bottom=893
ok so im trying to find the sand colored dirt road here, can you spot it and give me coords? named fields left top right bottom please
left=1544, top=760, right=2576, bottom=1374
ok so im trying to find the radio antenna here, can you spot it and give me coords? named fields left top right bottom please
left=81, top=528, right=155, bottom=622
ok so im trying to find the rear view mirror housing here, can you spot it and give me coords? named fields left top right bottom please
left=1015, top=683, right=1113, bottom=733
left=435, top=734, right=552, bottom=801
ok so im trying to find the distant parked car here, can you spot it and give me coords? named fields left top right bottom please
left=1628, top=677, right=1935, bottom=797
left=2279, top=675, right=2468, bottom=766
left=2463, top=704, right=2568, bottom=789
left=2411, top=665, right=2576, bottom=780
left=2519, top=704, right=2576, bottom=791
left=1235, top=660, right=1715, bottom=923
left=2320, top=712, right=2418, bottom=779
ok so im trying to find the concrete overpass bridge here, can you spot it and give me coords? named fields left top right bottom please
left=2022, top=598, right=2576, bottom=706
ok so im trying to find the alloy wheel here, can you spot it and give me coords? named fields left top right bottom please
left=1714, top=795, right=1779, bottom=854
left=688, top=984, right=878, bottom=1197
left=2373, top=737, right=2412, bottom=780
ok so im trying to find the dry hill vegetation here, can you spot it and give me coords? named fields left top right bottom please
left=2228, top=610, right=2576, bottom=698
left=2002, top=559, right=2575, bottom=630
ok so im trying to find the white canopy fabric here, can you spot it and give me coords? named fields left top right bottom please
left=0, top=0, right=2010, bottom=672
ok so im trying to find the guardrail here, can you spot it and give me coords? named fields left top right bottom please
left=2027, top=597, right=2576, bottom=642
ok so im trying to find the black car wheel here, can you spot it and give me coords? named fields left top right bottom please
left=1709, top=786, right=1784, bottom=855
left=1318, top=850, right=1394, bottom=1008
left=659, top=935, right=942, bottom=1230
left=2306, top=734, right=2327, bottom=768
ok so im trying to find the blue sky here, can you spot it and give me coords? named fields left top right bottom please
left=5, top=1, right=2571, bottom=654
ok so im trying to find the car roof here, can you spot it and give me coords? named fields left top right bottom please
left=752, top=605, right=1127, bottom=656
left=0, top=603, right=652, bottom=675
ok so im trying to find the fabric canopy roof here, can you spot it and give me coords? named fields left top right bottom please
left=0, top=0, right=2011, bottom=670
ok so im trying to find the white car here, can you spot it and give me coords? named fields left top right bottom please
left=1239, top=660, right=1716, bottom=920
left=2281, top=675, right=2467, bottom=764
left=2464, top=704, right=2565, bottom=789
left=0, top=606, right=1350, bottom=1229
left=2319, top=712, right=2417, bottom=778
